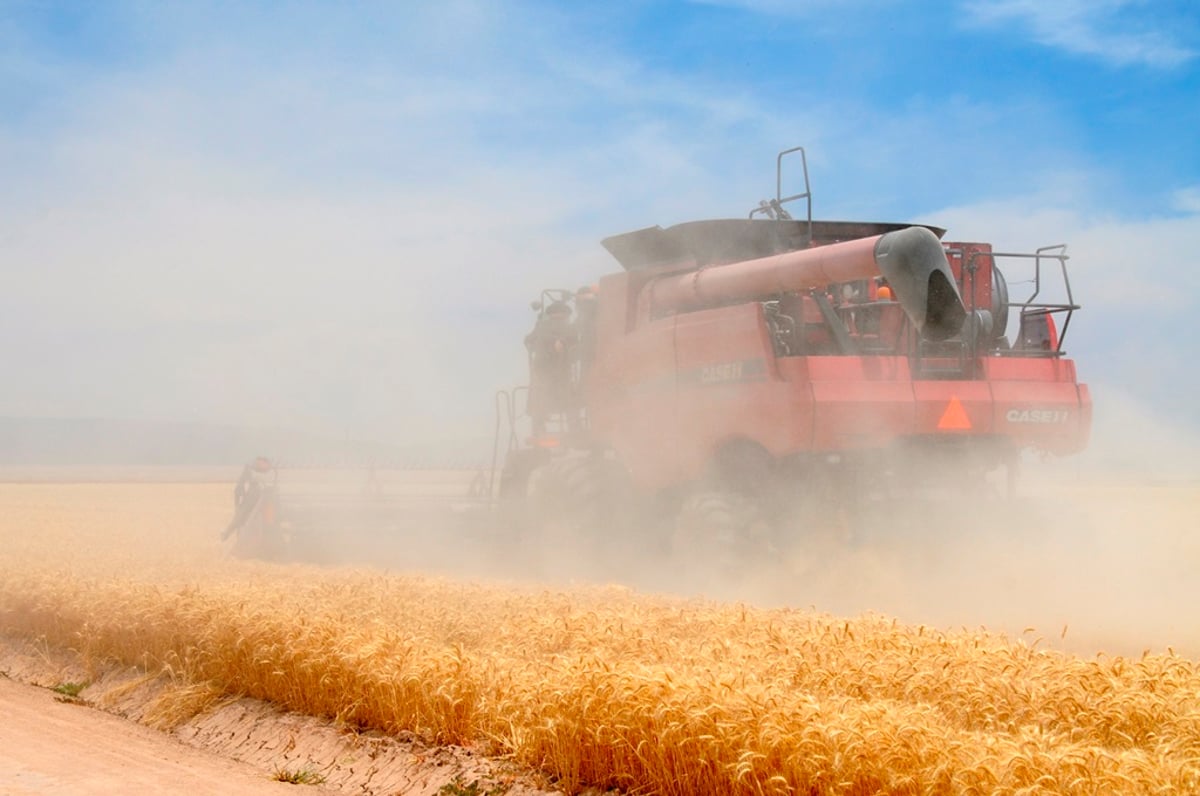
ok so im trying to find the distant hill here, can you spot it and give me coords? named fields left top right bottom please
left=0, top=417, right=488, bottom=468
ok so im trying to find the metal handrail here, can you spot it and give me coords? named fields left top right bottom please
left=966, top=246, right=1079, bottom=355
left=749, top=146, right=813, bottom=246
left=488, top=386, right=527, bottom=502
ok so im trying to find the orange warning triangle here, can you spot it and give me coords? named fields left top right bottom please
left=937, top=395, right=972, bottom=430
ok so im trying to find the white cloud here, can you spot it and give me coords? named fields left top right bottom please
left=961, top=0, right=1197, bottom=68
left=0, top=4, right=804, bottom=443
left=1173, top=186, right=1200, bottom=214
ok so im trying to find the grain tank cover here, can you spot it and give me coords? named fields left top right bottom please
left=601, top=218, right=946, bottom=271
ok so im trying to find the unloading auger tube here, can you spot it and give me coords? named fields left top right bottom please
left=647, top=226, right=968, bottom=341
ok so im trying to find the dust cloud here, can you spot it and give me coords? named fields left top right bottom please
left=245, top=384, right=1199, bottom=661
left=736, top=474, right=1200, bottom=660
left=679, top=390, right=1197, bottom=660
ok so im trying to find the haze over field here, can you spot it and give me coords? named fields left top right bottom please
left=3, top=481, right=1200, bottom=794
left=1, top=1, right=1197, bottom=468
left=2, top=9, right=1200, bottom=785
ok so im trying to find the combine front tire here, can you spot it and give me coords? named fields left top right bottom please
left=494, top=447, right=551, bottom=548
left=671, top=490, right=772, bottom=585
left=523, top=453, right=634, bottom=570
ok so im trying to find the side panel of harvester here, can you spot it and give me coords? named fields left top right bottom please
left=586, top=270, right=681, bottom=489
left=783, top=357, right=916, bottom=452
left=982, top=358, right=1092, bottom=455
left=670, top=302, right=812, bottom=484
left=590, top=299, right=815, bottom=490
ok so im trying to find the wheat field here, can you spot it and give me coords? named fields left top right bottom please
left=2, top=481, right=1199, bottom=794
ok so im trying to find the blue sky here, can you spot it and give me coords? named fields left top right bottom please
left=1, top=1, right=1197, bottom=460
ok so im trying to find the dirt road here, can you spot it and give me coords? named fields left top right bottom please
left=0, top=675, right=336, bottom=796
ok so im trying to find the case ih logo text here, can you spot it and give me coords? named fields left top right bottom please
left=691, top=359, right=768, bottom=386
left=701, top=361, right=744, bottom=384
left=1006, top=409, right=1070, bottom=424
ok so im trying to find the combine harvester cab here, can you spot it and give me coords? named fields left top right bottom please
left=499, top=147, right=1091, bottom=564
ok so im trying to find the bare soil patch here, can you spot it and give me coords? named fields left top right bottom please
left=0, top=636, right=562, bottom=796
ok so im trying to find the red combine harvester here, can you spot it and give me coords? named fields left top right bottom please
left=496, top=148, right=1091, bottom=560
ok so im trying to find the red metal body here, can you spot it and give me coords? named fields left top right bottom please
left=543, top=218, right=1090, bottom=492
